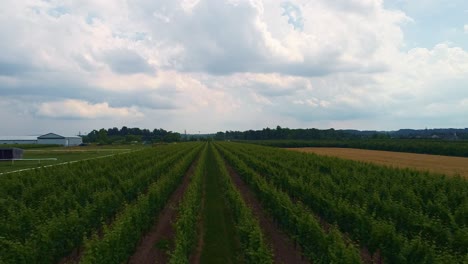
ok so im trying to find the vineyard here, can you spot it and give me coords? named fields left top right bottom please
left=1, top=142, right=466, bottom=263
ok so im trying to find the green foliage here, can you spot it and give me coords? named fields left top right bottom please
left=216, top=143, right=362, bottom=263
left=0, top=143, right=202, bottom=263
left=169, top=143, right=273, bottom=264
left=2, top=139, right=465, bottom=263
left=216, top=126, right=350, bottom=141
left=209, top=144, right=273, bottom=263
left=97, top=128, right=109, bottom=144
left=80, top=144, right=201, bottom=263
left=84, top=126, right=181, bottom=144
left=199, top=145, right=239, bottom=263
left=216, top=127, right=468, bottom=142
left=169, top=145, right=207, bottom=263
left=218, top=142, right=468, bottom=263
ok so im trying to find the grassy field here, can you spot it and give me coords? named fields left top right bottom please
left=288, top=147, right=468, bottom=178
left=0, top=144, right=146, bottom=174
left=199, top=145, right=240, bottom=263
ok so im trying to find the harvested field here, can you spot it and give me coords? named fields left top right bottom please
left=288, top=147, right=468, bottom=178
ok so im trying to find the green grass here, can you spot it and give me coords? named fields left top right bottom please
left=199, top=146, right=240, bottom=263
left=0, top=145, right=146, bottom=173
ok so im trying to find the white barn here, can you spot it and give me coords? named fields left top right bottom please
left=0, top=133, right=83, bottom=146
left=0, top=136, right=38, bottom=145
left=37, top=133, right=83, bottom=146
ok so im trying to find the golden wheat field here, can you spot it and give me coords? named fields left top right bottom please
left=288, top=147, right=468, bottom=178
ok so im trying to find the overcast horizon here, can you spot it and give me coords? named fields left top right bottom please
left=1, top=0, right=467, bottom=136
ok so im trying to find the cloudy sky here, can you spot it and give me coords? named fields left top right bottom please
left=1, top=0, right=467, bottom=135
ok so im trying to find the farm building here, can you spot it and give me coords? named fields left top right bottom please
left=0, top=148, right=24, bottom=160
left=0, top=133, right=83, bottom=146
left=0, top=136, right=38, bottom=145
left=37, top=133, right=83, bottom=146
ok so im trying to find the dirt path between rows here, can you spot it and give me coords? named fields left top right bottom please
left=127, top=158, right=199, bottom=264
left=224, top=161, right=309, bottom=264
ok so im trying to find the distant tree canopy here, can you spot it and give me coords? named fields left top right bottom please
left=81, top=126, right=468, bottom=144
left=83, top=126, right=181, bottom=144
left=214, top=126, right=355, bottom=141
left=214, top=126, right=468, bottom=141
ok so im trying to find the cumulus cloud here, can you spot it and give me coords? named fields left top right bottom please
left=0, top=0, right=467, bottom=134
left=465, top=24, right=468, bottom=33
left=324, top=0, right=380, bottom=14
left=0, top=0, right=407, bottom=79
left=127, top=0, right=407, bottom=76
left=37, top=100, right=143, bottom=119
left=101, top=49, right=154, bottom=75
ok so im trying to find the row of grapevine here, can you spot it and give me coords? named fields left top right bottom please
left=169, top=143, right=274, bottom=263
left=234, top=144, right=466, bottom=224
left=169, top=144, right=207, bottom=263
left=210, top=144, right=273, bottom=263
left=2, top=146, right=185, bottom=242
left=80, top=144, right=202, bottom=263
left=0, top=143, right=201, bottom=264
left=215, top=143, right=362, bottom=263
left=221, top=142, right=468, bottom=263
left=236, top=143, right=468, bottom=251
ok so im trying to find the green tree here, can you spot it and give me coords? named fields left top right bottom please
left=97, top=129, right=109, bottom=144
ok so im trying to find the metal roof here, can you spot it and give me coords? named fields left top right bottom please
left=0, top=134, right=81, bottom=141
left=38, top=133, right=81, bottom=139
left=0, top=136, right=38, bottom=141
left=38, top=133, right=65, bottom=139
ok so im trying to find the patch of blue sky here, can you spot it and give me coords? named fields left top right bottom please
left=29, top=6, right=41, bottom=15
left=384, top=0, right=468, bottom=50
left=133, top=32, right=147, bottom=41
left=281, top=1, right=304, bottom=31
left=86, top=13, right=99, bottom=25
left=47, top=6, right=69, bottom=18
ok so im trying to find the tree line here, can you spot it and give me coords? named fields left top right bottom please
left=82, top=126, right=182, bottom=144
left=215, top=126, right=468, bottom=141
left=215, top=126, right=353, bottom=141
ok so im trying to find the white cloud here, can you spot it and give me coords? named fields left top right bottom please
left=0, top=0, right=408, bottom=79
left=181, top=0, right=202, bottom=13
left=37, top=100, right=143, bottom=119
left=464, top=24, right=468, bottom=33
left=0, top=0, right=467, bottom=134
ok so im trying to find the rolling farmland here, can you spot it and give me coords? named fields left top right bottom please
left=1, top=142, right=466, bottom=263
left=288, top=147, right=468, bottom=178
left=251, top=139, right=468, bottom=157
